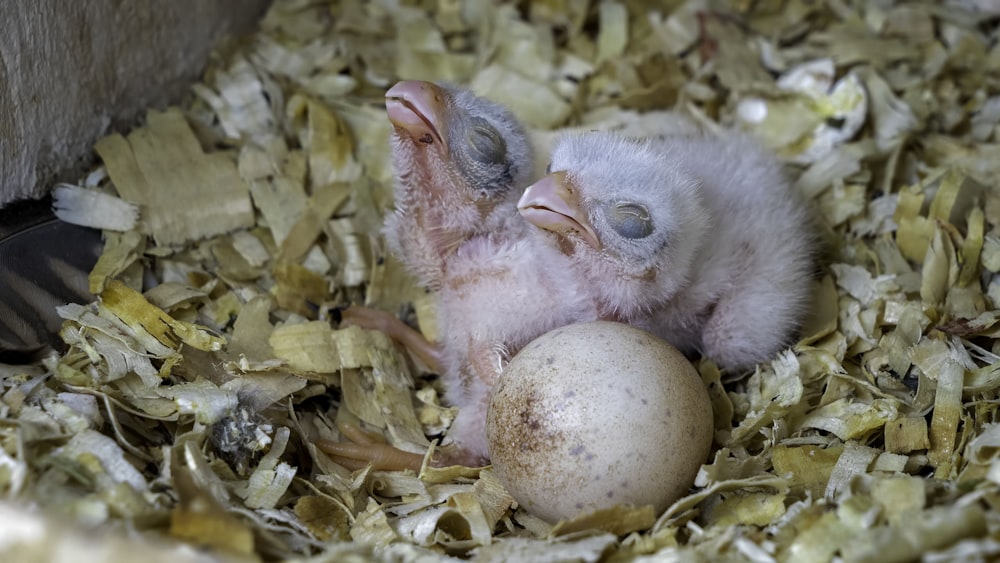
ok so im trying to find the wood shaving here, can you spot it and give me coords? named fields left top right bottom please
left=4, top=0, right=1000, bottom=560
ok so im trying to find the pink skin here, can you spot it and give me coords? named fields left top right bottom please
left=337, top=81, right=600, bottom=468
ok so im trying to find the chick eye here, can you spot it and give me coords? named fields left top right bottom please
left=466, top=118, right=507, bottom=164
left=607, top=202, right=653, bottom=239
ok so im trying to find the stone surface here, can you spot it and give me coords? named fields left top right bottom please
left=0, top=0, right=270, bottom=208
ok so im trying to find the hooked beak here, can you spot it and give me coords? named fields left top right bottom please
left=385, top=80, right=448, bottom=150
left=518, top=172, right=601, bottom=249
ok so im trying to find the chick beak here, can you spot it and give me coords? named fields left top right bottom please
left=385, top=80, right=448, bottom=150
left=518, top=172, right=601, bottom=249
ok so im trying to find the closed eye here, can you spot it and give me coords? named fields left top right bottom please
left=606, top=202, right=653, bottom=239
left=466, top=117, right=507, bottom=164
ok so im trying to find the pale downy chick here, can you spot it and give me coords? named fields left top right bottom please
left=518, top=131, right=815, bottom=370
left=347, top=81, right=597, bottom=465
left=383, top=80, right=531, bottom=288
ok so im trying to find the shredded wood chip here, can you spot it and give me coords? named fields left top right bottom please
left=95, top=108, right=255, bottom=247
left=5, top=0, right=1000, bottom=560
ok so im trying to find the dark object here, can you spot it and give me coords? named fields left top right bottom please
left=0, top=198, right=103, bottom=364
left=209, top=402, right=270, bottom=477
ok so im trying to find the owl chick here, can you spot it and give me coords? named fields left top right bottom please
left=339, top=81, right=596, bottom=466
left=518, top=130, right=816, bottom=370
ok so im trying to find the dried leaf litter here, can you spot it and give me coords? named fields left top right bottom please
left=5, top=0, right=1000, bottom=561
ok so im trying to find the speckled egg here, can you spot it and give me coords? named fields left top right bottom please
left=486, top=321, right=714, bottom=523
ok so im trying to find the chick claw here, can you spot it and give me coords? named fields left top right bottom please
left=338, top=305, right=444, bottom=374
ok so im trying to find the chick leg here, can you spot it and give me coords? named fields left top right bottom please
left=320, top=314, right=487, bottom=470
left=316, top=417, right=428, bottom=471
left=339, top=305, right=444, bottom=373
left=316, top=414, right=485, bottom=471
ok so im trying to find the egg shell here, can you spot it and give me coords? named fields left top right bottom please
left=486, top=321, right=714, bottom=523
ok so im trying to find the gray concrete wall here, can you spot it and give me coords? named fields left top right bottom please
left=0, top=0, right=271, bottom=208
